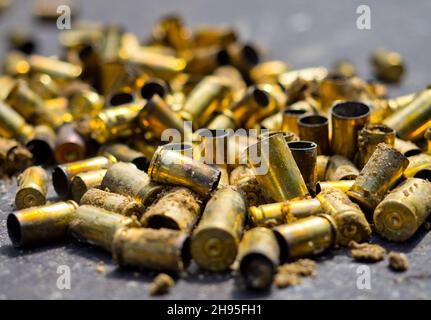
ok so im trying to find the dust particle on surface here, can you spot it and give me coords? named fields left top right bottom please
left=388, top=252, right=409, bottom=272
left=274, top=273, right=302, bottom=288
left=349, top=241, right=386, bottom=262
left=96, top=261, right=106, bottom=274
left=149, top=273, right=175, bottom=296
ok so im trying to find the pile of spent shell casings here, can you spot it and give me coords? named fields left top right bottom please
left=2, top=14, right=431, bottom=292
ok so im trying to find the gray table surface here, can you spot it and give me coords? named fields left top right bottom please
left=1, top=0, right=431, bottom=300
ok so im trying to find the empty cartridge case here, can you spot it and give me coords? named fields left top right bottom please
left=113, top=227, right=191, bottom=273
left=325, top=155, right=359, bottom=181
left=331, top=101, right=370, bottom=159
left=247, top=133, right=308, bottom=202
left=15, top=166, right=47, bottom=210
left=298, top=115, right=330, bottom=155
left=141, top=187, right=202, bottom=232
left=25, top=125, right=55, bottom=164
left=237, top=227, right=280, bottom=290
left=70, top=205, right=139, bottom=252
left=54, top=123, right=86, bottom=164
left=184, top=46, right=230, bottom=75
left=52, top=155, right=116, bottom=198
left=69, top=89, right=104, bottom=119
left=288, top=141, right=318, bottom=195
left=316, top=155, right=330, bottom=182
left=348, top=143, right=409, bottom=212
left=249, top=198, right=322, bottom=228
left=91, top=102, right=144, bottom=143
left=28, top=54, right=82, bottom=80
left=317, top=187, right=371, bottom=245
left=0, top=137, right=33, bottom=176
left=357, top=124, right=395, bottom=167
left=425, top=127, right=431, bottom=154
left=0, top=100, right=34, bottom=143
left=403, top=153, right=431, bottom=180
left=316, top=180, right=355, bottom=194
left=281, top=108, right=307, bottom=136
left=70, top=169, right=107, bottom=202
left=101, top=162, right=163, bottom=206
left=384, top=88, right=431, bottom=141
left=272, top=215, right=337, bottom=260
left=100, top=143, right=149, bottom=171
left=79, top=188, right=143, bottom=218
left=394, top=138, right=421, bottom=157
left=108, top=91, right=135, bottom=107
left=250, top=60, right=290, bottom=84
left=374, top=178, right=431, bottom=241
left=331, top=59, right=357, bottom=78
left=193, top=26, right=237, bottom=48
left=226, top=42, right=261, bottom=76
left=370, top=48, right=405, bottom=83
left=278, top=67, right=328, bottom=90
left=7, top=201, right=78, bottom=247
left=139, top=78, right=170, bottom=100
left=191, top=186, right=246, bottom=271
left=148, top=146, right=221, bottom=196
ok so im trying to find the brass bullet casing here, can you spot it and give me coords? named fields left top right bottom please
left=29, top=73, right=61, bottom=99
left=374, top=178, right=431, bottom=242
left=33, top=0, right=79, bottom=21
left=403, top=153, right=431, bottom=181
left=7, top=201, right=78, bottom=247
left=0, top=75, right=15, bottom=100
left=28, top=54, right=82, bottom=80
left=250, top=60, right=290, bottom=84
left=70, top=169, right=107, bottom=202
left=192, top=26, right=237, bottom=48
left=151, top=14, right=191, bottom=51
left=184, top=46, right=230, bottom=75
left=52, top=156, right=116, bottom=198
left=278, top=67, right=328, bottom=90
left=0, top=137, right=33, bottom=176
left=141, top=187, right=202, bottom=233
left=237, top=227, right=280, bottom=290
left=139, top=78, right=170, bottom=100
left=272, top=215, right=337, bottom=260
left=195, top=128, right=231, bottom=166
left=260, top=112, right=282, bottom=131
left=179, top=75, right=232, bottom=129
left=394, top=138, right=421, bottom=157
left=331, top=101, right=371, bottom=159
left=316, top=180, right=355, bottom=194
left=42, top=97, right=72, bottom=129
left=2, top=51, right=30, bottom=76
left=107, top=90, right=135, bottom=107
left=90, top=102, right=144, bottom=144
left=191, top=186, right=246, bottom=271
left=370, top=48, right=405, bottom=83
left=384, top=89, right=431, bottom=141
left=226, top=42, right=261, bottom=77
left=315, top=155, right=330, bottom=182
left=317, top=187, right=371, bottom=245
left=348, top=143, right=409, bottom=213
left=331, top=59, right=357, bottom=78
left=70, top=205, right=139, bottom=252
left=148, top=146, right=221, bottom=196
left=288, top=141, right=318, bottom=195
left=100, top=143, right=149, bottom=171
left=138, top=95, right=191, bottom=141
left=25, top=125, right=56, bottom=164
left=325, top=155, right=359, bottom=181
left=249, top=198, right=322, bottom=228
left=247, top=133, right=308, bottom=202
left=69, top=89, right=104, bottom=119
left=357, top=124, right=396, bottom=167
left=101, top=162, right=163, bottom=206
left=15, top=166, right=47, bottom=210
left=298, top=115, right=330, bottom=155
left=54, top=123, right=86, bottom=164
left=79, top=188, right=143, bottom=218
left=0, top=100, right=34, bottom=143
left=425, top=127, right=431, bottom=154
left=112, top=227, right=191, bottom=273
left=213, top=65, right=246, bottom=99
left=281, top=108, right=308, bottom=136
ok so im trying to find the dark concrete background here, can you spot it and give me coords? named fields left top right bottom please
left=1, top=0, right=431, bottom=300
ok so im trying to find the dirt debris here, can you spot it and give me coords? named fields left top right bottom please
left=274, top=259, right=316, bottom=288
left=149, top=273, right=175, bottom=296
left=388, top=252, right=409, bottom=272
left=349, top=241, right=386, bottom=262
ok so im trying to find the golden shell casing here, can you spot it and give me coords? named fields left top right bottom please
left=191, top=186, right=246, bottom=271
left=15, top=166, right=47, bottom=210
left=403, top=153, right=431, bottom=180
left=316, top=155, right=330, bottom=182
left=79, top=188, right=143, bottom=218
left=0, top=100, right=34, bottom=143
left=250, top=60, right=290, bottom=84
left=357, top=124, right=395, bottom=167
left=25, top=125, right=55, bottom=164
left=281, top=108, right=307, bottom=136
left=374, top=178, right=431, bottom=242
left=148, top=146, right=221, bottom=196
left=272, top=215, right=337, bottom=261
left=70, top=169, right=107, bottom=202
left=229, top=165, right=269, bottom=207
left=237, top=227, right=280, bottom=290
left=325, top=155, right=359, bottom=181
left=193, top=26, right=237, bottom=48
left=0, top=137, right=33, bottom=176
left=316, top=180, right=355, bottom=194
left=249, top=198, right=322, bottom=228
left=317, top=187, right=371, bottom=245
left=278, top=67, right=328, bottom=90
left=425, top=127, right=431, bottom=154
left=28, top=54, right=82, bottom=80
left=331, top=101, right=370, bottom=159
left=384, top=89, right=431, bottom=140
left=247, top=133, right=308, bottom=202
left=331, top=59, right=356, bottom=78
left=52, top=156, right=116, bottom=198
left=348, top=143, right=409, bottom=212
left=298, top=115, right=330, bottom=155
left=70, top=205, right=139, bottom=252
left=100, top=143, right=149, bottom=171
left=112, top=227, right=191, bottom=273
left=7, top=201, right=78, bottom=247
left=370, top=48, right=405, bottom=83
left=69, top=89, right=104, bottom=119
left=101, top=162, right=163, bottom=206
left=288, top=141, right=318, bottom=195
left=29, top=73, right=61, bottom=99
left=394, top=138, right=421, bottom=157
left=54, top=123, right=86, bottom=164
left=141, top=187, right=202, bottom=233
